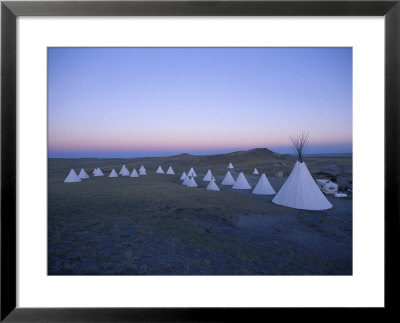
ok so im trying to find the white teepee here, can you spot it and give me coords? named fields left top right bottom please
left=182, top=175, right=190, bottom=186
left=180, top=171, right=187, bottom=180
left=130, top=169, right=139, bottom=177
left=221, top=170, right=235, bottom=185
left=64, top=169, right=81, bottom=183
left=253, top=168, right=259, bottom=175
left=119, top=164, right=128, bottom=175
left=228, top=162, right=234, bottom=169
left=252, top=173, right=276, bottom=195
left=109, top=169, right=118, bottom=177
left=78, top=168, right=90, bottom=179
left=156, top=166, right=164, bottom=174
left=206, top=178, right=220, bottom=191
left=232, top=171, right=251, bottom=189
left=272, top=132, right=332, bottom=210
left=203, top=169, right=213, bottom=182
left=187, top=176, right=198, bottom=188
left=187, top=167, right=197, bottom=177
left=92, top=168, right=97, bottom=175
left=139, top=168, right=147, bottom=175
left=94, top=168, right=104, bottom=176
left=166, top=166, right=175, bottom=175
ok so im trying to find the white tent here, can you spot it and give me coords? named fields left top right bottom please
left=109, top=169, right=118, bottom=177
left=119, top=164, right=128, bottom=175
left=272, top=132, right=332, bottom=210
left=221, top=170, right=235, bottom=185
left=64, top=169, right=81, bottom=183
left=78, top=168, right=90, bottom=179
left=94, top=168, right=104, bottom=176
left=92, top=168, right=97, bottom=175
left=203, top=169, right=213, bottom=182
left=166, top=166, right=175, bottom=175
left=156, top=166, right=164, bottom=174
left=206, top=178, right=220, bottom=191
left=139, top=165, right=145, bottom=171
left=187, top=167, right=197, bottom=177
left=182, top=175, right=190, bottom=186
left=252, top=173, right=276, bottom=195
left=228, top=162, right=234, bottom=169
left=139, top=168, right=147, bottom=175
left=180, top=171, right=187, bottom=180
left=253, top=168, right=259, bottom=175
left=187, top=176, right=198, bottom=188
left=130, top=169, right=139, bottom=177
left=232, top=172, right=251, bottom=189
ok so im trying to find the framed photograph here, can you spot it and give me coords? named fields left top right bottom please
left=1, top=0, right=399, bottom=321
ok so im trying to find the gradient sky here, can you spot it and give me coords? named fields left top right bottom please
left=48, top=47, right=352, bottom=158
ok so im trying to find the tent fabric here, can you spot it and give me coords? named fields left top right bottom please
left=187, top=167, right=197, bottom=177
left=78, top=168, right=90, bottom=179
left=272, top=161, right=333, bottom=210
left=252, top=173, right=276, bottom=195
left=232, top=172, right=251, bottom=189
left=187, top=176, right=198, bottom=188
left=120, top=167, right=130, bottom=176
left=221, top=170, right=235, bottom=185
left=180, top=171, right=187, bottom=180
left=166, top=166, right=175, bottom=175
left=228, top=162, right=234, bottom=169
left=92, top=168, right=97, bottom=175
left=119, top=165, right=128, bottom=175
left=94, top=168, right=104, bottom=176
left=130, top=169, right=139, bottom=177
left=253, top=168, right=259, bottom=175
left=182, top=175, right=190, bottom=186
left=203, top=170, right=213, bottom=182
left=109, top=169, right=118, bottom=177
left=64, top=169, right=81, bottom=183
left=206, top=180, right=220, bottom=191
left=156, top=166, right=164, bottom=174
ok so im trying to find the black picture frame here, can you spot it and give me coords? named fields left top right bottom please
left=1, top=0, right=399, bottom=321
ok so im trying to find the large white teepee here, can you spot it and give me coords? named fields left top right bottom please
left=119, top=164, right=128, bottom=175
left=253, top=168, right=259, bottom=175
left=187, top=176, right=198, bottom=188
left=139, top=168, right=147, bottom=175
left=166, top=166, right=175, bottom=175
left=94, top=168, right=104, bottom=176
left=252, top=173, right=275, bottom=195
left=272, top=132, right=332, bottom=211
left=221, top=170, right=235, bottom=185
left=206, top=178, right=220, bottom=191
left=228, top=162, right=234, bottom=169
left=232, top=172, right=251, bottom=189
left=109, top=169, right=118, bottom=177
left=187, top=167, right=197, bottom=177
left=130, top=169, right=139, bottom=177
left=156, top=166, right=164, bottom=174
left=64, top=169, right=81, bottom=183
left=180, top=171, right=187, bottom=180
left=78, top=168, right=90, bottom=179
left=120, top=167, right=130, bottom=176
left=203, top=169, right=213, bottom=182
left=182, top=175, right=190, bottom=186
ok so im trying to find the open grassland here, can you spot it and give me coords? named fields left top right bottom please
left=48, top=150, right=352, bottom=275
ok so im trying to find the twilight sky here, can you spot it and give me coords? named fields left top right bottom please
left=48, top=47, right=352, bottom=158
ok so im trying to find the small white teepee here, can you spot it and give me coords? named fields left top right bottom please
left=166, top=166, right=175, bottom=175
left=94, top=168, right=104, bottom=176
left=272, top=132, right=332, bottom=210
left=203, top=169, right=213, bottom=182
left=252, top=173, right=275, bottom=195
left=78, top=168, right=90, bottom=179
left=119, top=164, right=128, bottom=175
left=232, top=172, right=251, bottom=189
left=221, top=170, right=235, bottom=185
left=92, top=168, right=98, bottom=175
left=228, top=162, right=234, bottom=169
left=139, top=168, right=147, bottom=175
left=182, top=175, right=190, bottom=186
left=187, top=167, right=197, bottom=177
left=187, top=176, right=198, bottom=188
left=109, top=169, right=118, bottom=178
left=206, top=178, right=220, bottom=191
left=64, top=169, right=81, bottom=183
left=156, top=166, right=164, bottom=174
left=120, top=167, right=130, bottom=176
left=180, top=171, right=187, bottom=180
left=253, top=168, right=259, bottom=175
left=130, top=169, right=139, bottom=177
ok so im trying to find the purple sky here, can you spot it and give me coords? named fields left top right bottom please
left=48, top=48, right=352, bottom=158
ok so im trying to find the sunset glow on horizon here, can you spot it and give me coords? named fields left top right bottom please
left=48, top=48, right=352, bottom=158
